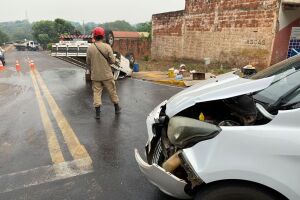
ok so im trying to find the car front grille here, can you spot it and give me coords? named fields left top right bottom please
left=152, top=139, right=163, bottom=164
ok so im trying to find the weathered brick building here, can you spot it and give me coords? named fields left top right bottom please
left=152, top=0, right=300, bottom=68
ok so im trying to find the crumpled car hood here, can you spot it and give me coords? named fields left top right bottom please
left=166, top=72, right=274, bottom=117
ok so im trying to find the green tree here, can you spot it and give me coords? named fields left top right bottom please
left=32, top=20, right=57, bottom=43
left=84, top=22, right=98, bottom=34
left=100, top=20, right=135, bottom=31
left=135, top=22, right=151, bottom=33
left=0, top=20, right=32, bottom=41
left=13, top=30, right=30, bottom=41
left=32, top=19, right=76, bottom=44
left=38, top=34, right=51, bottom=49
left=54, top=18, right=75, bottom=35
left=0, top=29, right=9, bottom=44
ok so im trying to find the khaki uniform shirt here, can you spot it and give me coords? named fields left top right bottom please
left=86, top=41, right=116, bottom=81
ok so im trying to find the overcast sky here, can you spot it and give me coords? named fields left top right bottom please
left=0, top=0, right=185, bottom=24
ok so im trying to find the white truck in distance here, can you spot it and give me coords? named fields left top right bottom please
left=14, top=40, right=39, bottom=51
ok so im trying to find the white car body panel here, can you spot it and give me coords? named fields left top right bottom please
left=135, top=149, right=190, bottom=199
left=166, top=75, right=274, bottom=118
left=111, top=55, right=133, bottom=77
left=183, top=108, right=300, bottom=200
left=137, top=67, right=300, bottom=199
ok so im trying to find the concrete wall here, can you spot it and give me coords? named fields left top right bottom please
left=152, top=0, right=280, bottom=68
left=113, top=38, right=151, bottom=59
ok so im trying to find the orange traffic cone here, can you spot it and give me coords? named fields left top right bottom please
left=29, top=60, right=35, bottom=69
left=16, top=60, right=21, bottom=72
left=0, top=60, right=5, bottom=71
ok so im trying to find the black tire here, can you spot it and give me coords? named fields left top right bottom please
left=125, top=53, right=135, bottom=67
left=195, top=182, right=283, bottom=200
left=105, top=30, right=114, bottom=47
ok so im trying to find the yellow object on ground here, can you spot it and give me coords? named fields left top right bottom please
left=168, top=68, right=175, bottom=78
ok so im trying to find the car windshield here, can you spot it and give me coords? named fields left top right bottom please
left=253, top=70, right=300, bottom=106
left=283, top=88, right=300, bottom=107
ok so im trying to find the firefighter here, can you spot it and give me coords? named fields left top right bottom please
left=86, top=27, right=121, bottom=119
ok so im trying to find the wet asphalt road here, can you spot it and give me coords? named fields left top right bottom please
left=0, top=50, right=182, bottom=200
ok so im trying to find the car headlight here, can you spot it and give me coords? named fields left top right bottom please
left=167, top=116, right=221, bottom=148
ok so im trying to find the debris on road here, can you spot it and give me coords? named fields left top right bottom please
left=132, top=71, right=217, bottom=87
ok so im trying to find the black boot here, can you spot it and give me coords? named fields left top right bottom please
left=95, top=107, right=101, bottom=119
left=114, top=104, right=121, bottom=114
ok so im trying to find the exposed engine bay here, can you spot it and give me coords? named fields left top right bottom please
left=176, top=94, right=272, bottom=127
left=147, top=94, right=274, bottom=194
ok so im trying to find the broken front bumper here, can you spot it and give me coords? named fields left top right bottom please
left=135, top=149, right=191, bottom=199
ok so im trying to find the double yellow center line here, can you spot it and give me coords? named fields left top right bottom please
left=30, top=70, right=65, bottom=164
left=29, top=64, right=92, bottom=168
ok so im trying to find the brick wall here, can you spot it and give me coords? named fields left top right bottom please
left=152, top=0, right=280, bottom=68
left=152, top=11, right=185, bottom=59
left=113, top=38, right=151, bottom=59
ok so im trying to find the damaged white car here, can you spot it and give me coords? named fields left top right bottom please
left=135, top=55, right=300, bottom=200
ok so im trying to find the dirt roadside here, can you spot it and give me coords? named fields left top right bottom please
left=134, top=59, right=231, bottom=87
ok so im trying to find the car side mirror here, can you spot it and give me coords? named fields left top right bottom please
left=256, top=103, right=276, bottom=120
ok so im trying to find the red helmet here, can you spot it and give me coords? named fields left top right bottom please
left=92, top=27, right=105, bottom=38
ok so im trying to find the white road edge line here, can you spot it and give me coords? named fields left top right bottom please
left=0, top=158, right=93, bottom=194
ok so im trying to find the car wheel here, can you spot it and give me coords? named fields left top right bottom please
left=195, top=182, right=282, bottom=200
left=125, top=53, right=135, bottom=68
left=105, top=30, right=114, bottom=47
